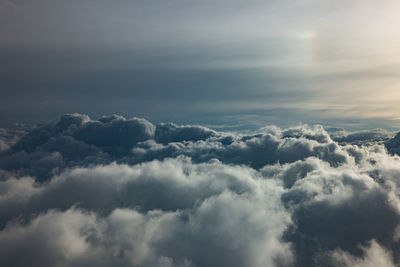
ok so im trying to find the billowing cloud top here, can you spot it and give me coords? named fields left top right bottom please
left=1, top=114, right=400, bottom=266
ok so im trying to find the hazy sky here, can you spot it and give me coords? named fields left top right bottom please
left=1, top=0, right=400, bottom=129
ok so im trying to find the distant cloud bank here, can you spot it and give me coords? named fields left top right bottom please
left=1, top=114, right=400, bottom=266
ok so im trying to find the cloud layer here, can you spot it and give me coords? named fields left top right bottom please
left=1, top=114, right=400, bottom=266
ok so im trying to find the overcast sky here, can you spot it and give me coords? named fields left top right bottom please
left=1, top=0, right=400, bottom=129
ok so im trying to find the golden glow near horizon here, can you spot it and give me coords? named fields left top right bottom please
left=1, top=0, right=400, bottom=127
left=286, top=1, right=400, bottom=121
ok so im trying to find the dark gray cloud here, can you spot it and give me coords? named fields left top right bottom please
left=386, top=132, right=400, bottom=156
left=331, top=128, right=393, bottom=146
left=2, top=114, right=400, bottom=266
left=0, top=114, right=351, bottom=178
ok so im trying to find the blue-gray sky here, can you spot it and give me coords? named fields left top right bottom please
left=1, top=0, right=400, bottom=129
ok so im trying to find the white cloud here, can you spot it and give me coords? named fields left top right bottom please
left=329, top=240, right=395, bottom=267
left=2, top=114, right=400, bottom=266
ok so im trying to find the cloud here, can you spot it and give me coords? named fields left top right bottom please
left=0, top=158, right=292, bottom=267
left=131, top=124, right=349, bottom=169
left=327, top=240, right=396, bottom=267
left=386, top=132, right=400, bottom=156
left=0, top=124, right=30, bottom=151
left=74, top=115, right=155, bottom=154
left=331, top=128, right=393, bottom=146
left=1, top=115, right=349, bottom=179
left=154, top=123, right=217, bottom=145
left=2, top=114, right=400, bottom=266
left=0, top=140, right=8, bottom=152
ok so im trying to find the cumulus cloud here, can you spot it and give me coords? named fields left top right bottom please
left=0, top=159, right=292, bottom=267
left=0, top=140, right=8, bottom=152
left=2, top=114, right=400, bottom=266
left=0, top=114, right=350, bottom=178
left=0, top=124, right=30, bottom=151
left=154, top=123, right=217, bottom=144
left=386, top=132, right=400, bottom=156
left=331, top=128, right=393, bottom=146
left=328, top=240, right=396, bottom=267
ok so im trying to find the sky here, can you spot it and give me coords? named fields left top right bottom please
left=1, top=0, right=400, bottom=129
left=4, top=2, right=400, bottom=264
